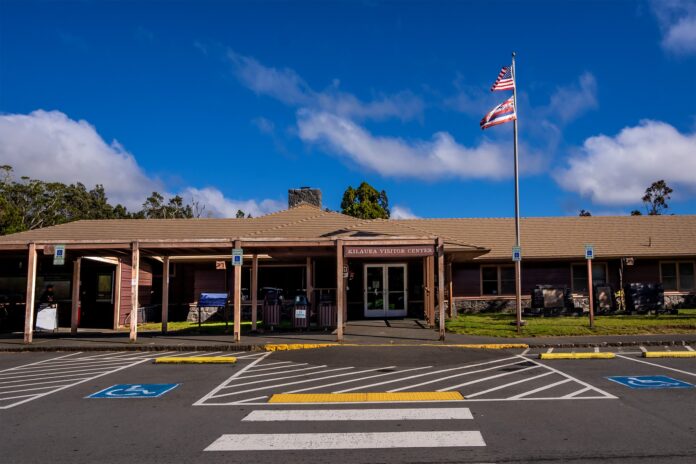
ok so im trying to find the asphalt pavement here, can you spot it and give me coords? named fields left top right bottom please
left=1, top=345, right=695, bottom=463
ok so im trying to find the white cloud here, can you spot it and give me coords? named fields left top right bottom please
left=227, top=49, right=424, bottom=121
left=297, top=110, right=518, bottom=180
left=390, top=205, right=419, bottom=219
left=0, top=110, right=282, bottom=216
left=544, top=72, right=598, bottom=123
left=555, top=120, right=696, bottom=204
left=651, top=0, right=696, bottom=55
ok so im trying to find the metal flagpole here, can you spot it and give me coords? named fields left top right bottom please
left=511, top=51, right=523, bottom=333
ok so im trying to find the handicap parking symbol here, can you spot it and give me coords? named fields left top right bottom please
left=606, top=375, right=693, bottom=389
left=88, top=384, right=179, bottom=398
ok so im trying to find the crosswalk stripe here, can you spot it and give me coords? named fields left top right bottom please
left=465, top=371, right=554, bottom=398
left=508, top=378, right=571, bottom=399
left=285, top=366, right=433, bottom=394
left=241, top=408, right=474, bottom=421
left=389, top=360, right=526, bottom=392
left=205, top=431, right=486, bottom=451
left=217, top=367, right=356, bottom=389
left=436, top=365, right=539, bottom=392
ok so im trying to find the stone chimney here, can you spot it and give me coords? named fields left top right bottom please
left=288, top=187, right=322, bottom=209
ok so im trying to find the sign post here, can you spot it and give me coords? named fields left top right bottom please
left=512, top=246, right=522, bottom=332
left=232, top=249, right=243, bottom=267
left=53, top=245, right=66, bottom=266
left=585, top=244, right=595, bottom=329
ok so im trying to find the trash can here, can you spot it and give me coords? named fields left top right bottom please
left=318, top=301, right=337, bottom=329
left=262, top=289, right=282, bottom=330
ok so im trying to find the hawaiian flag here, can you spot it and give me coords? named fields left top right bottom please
left=490, top=65, right=514, bottom=91
left=480, top=96, right=516, bottom=130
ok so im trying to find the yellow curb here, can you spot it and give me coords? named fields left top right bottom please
left=154, top=357, right=237, bottom=364
left=643, top=351, right=696, bottom=358
left=263, top=343, right=528, bottom=351
left=268, top=391, right=464, bottom=403
left=539, top=352, right=615, bottom=360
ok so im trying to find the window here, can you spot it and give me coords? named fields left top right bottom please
left=96, top=273, right=114, bottom=303
left=481, top=265, right=515, bottom=296
left=571, top=263, right=607, bottom=293
left=660, top=262, right=695, bottom=292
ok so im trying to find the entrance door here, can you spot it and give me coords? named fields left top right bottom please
left=363, top=264, right=407, bottom=318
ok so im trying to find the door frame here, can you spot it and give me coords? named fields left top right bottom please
left=363, top=263, right=408, bottom=318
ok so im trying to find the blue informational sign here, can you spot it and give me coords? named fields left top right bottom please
left=512, top=246, right=521, bottom=262
left=88, top=384, right=179, bottom=398
left=232, top=248, right=243, bottom=266
left=606, top=375, right=693, bottom=389
left=585, top=244, right=594, bottom=260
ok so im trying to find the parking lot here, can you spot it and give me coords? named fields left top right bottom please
left=1, top=345, right=695, bottom=463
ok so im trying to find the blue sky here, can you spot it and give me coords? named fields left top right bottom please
left=1, top=0, right=695, bottom=218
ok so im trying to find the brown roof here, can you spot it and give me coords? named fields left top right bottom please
left=1, top=204, right=695, bottom=259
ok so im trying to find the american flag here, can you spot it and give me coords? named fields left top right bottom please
left=490, top=65, right=515, bottom=91
left=480, top=96, right=516, bottom=130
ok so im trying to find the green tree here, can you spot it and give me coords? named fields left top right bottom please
left=642, top=180, right=673, bottom=215
left=630, top=210, right=642, bottom=216
left=340, top=182, right=390, bottom=219
left=236, top=209, right=245, bottom=218
left=141, top=192, right=194, bottom=219
left=578, top=209, right=592, bottom=217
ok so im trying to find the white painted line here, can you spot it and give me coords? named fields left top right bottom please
left=686, top=346, right=695, bottom=352
left=388, top=360, right=526, bottom=392
left=0, top=378, right=91, bottom=390
left=518, top=355, right=617, bottom=399
left=247, top=361, right=295, bottom=369
left=334, top=356, right=519, bottom=393
left=235, top=353, right=269, bottom=359
left=204, top=431, right=486, bottom=451
left=242, top=408, right=474, bottom=422
left=639, top=346, right=647, bottom=353
left=193, top=352, right=272, bottom=406
left=0, top=358, right=151, bottom=409
left=0, top=353, right=82, bottom=373
left=216, top=351, right=246, bottom=357
left=239, top=365, right=321, bottom=378
left=0, top=360, right=133, bottom=376
left=0, top=364, right=135, bottom=381
left=0, top=394, right=37, bottom=402
left=218, top=397, right=612, bottom=406
left=563, top=386, right=592, bottom=398
left=0, top=385, right=60, bottom=395
left=546, top=348, right=554, bottom=353
left=665, top=346, right=672, bottom=352
left=594, top=347, right=600, bottom=353
left=436, top=365, right=539, bottom=392
left=210, top=367, right=392, bottom=399
left=0, top=370, right=115, bottom=385
left=521, top=348, right=530, bottom=356
left=215, top=367, right=356, bottom=390
left=188, top=351, right=223, bottom=357
left=285, top=366, right=433, bottom=394
left=615, top=354, right=696, bottom=377
left=161, top=351, right=202, bottom=357
left=508, top=379, right=572, bottom=399
left=465, top=371, right=554, bottom=398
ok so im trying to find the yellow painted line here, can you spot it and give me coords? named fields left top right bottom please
left=643, top=351, right=696, bottom=358
left=154, top=357, right=237, bottom=364
left=263, top=343, right=528, bottom=351
left=539, top=352, right=615, bottom=360
left=268, top=391, right=464, bottom=403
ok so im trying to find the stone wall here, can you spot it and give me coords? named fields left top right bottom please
left=288, top=187, right=322, bottom=208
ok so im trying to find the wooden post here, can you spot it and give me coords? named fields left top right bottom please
left=447, top=261, right=455, bottom=318
left=426, top=254, right=436, bottom=327
left=437, top=238, right=445, bottom=341
left=161, top=256, right=170, bottom=334
left=233, top=239, right=242, bottom=342
left=336, top=239, right=344, bottom=342
left=113, top=259, right=122, bottom=330
left=70, top=258, right=81, bottom=335
left=23, top=242, right=38, bottom=344
left=306, top=256, right=313, bottom=309
left=130, top=241, right=139, bottom=342
left=251, top=254, right=258, bottom=331
left=587, top=258, right=595, bottom=329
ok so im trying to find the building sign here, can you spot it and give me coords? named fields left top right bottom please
left=344, top=245, right=434, bottom=258
left=215, top=261, right=227, bottom=270
left=232, top=248, right=243, bottom=266
left=53, top=245, right=66, bottom=265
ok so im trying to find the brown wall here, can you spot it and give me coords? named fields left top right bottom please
left=118, top=258, right=153, bottom=326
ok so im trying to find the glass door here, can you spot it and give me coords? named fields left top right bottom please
left=363, top=264, right=408, bottom=318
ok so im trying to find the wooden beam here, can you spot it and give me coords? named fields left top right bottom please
left=233, top=239, right=242, bottom=342
left=437, top=238, right=445, bottom=341
left=113, top=259, right=122, bottom=330
left=251, top=254, right=258, bottom=331
left=130, top=241, right=139, bottom=342
left=447, top=261, right=455, bottom=319
left=336, top=239, right=344, bottom=342
left=161, top=256, right=170, bottom=334
left=306, top=256, right=314, bottom=314
left=70, top=258, right=81, bottom=335
left=426, top=254, right=436, bottom=327
left=23, top=243, right=37, bottom=344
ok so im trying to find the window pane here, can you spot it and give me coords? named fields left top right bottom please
left=591, top=263, right=606, bottom=285
left=481, top=267, right=498, bottom=295
left=661, top=263, right=678, bottom=291
left=572, top=265, right=588, bottom=293
left=679, top=263, right=694, bottom=291
left=482, top=280, right=498, bottom=295
left=481, top=267, right=497, bottom=281
left=500, top=267, right=515, bottom=295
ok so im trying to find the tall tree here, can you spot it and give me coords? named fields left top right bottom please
left=578, top=209, right=592, bottom=217
left=236, top=210, right=245, bottom=218
left=642, top=180, right=673, bottom=215
left=340, top=182, right=390, bottom=219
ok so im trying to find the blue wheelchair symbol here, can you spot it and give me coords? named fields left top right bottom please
left=89, top=384, right=179, bottom=398
left=606, top=375, right=693, bottom=389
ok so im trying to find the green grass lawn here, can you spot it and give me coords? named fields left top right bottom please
left=446, top=309, right=696, bottom=338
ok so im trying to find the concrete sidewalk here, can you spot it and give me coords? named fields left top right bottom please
left=1, top=318, right=695, bottom=351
